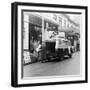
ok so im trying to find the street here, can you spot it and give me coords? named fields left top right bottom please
left=23, top=52, right=80, bottom=77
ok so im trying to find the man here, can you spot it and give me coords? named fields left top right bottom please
left=35, top=41, right=42, bottom=61
left=36, top=41, right=46, bottom=63
left=41, top=42, right=47, bottom=62
left=55, top=35, right=64, bottom=60
left=55, top=36, right=60, bottom=50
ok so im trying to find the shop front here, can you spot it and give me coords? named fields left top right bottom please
left=23, top=13, right=59, bottom=64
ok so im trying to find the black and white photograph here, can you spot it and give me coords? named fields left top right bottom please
left=11, top=2, right=88, bottom=87
left=23, top=11, right=80, bottom=77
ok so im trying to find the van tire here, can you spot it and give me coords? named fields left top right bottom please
left=68, top=54, right=72, bottom=58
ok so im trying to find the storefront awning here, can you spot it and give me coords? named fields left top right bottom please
left=29, top=14, right=42, bottom=27
left=28, top=13, right=59, bottom=27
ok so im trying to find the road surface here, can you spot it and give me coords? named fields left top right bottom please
left=23, top=52, right=80, bottom=77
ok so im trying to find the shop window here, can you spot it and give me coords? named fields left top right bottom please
left=29, top=24, right=42, bottom=53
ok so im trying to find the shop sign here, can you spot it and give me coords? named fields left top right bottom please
left=58, top=32, right=65, bottom=38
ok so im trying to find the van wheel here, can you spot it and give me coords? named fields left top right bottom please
left=68, top=54, right=72, bottom=58
left=59, top=55, right=64, bottom=61
left=46, top=57, right=51, bottom=62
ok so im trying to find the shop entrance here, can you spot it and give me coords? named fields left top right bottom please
left=29, top=23, right=42, bottom=53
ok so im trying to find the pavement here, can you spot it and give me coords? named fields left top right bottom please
left=23, top=52, right=80, bottom=77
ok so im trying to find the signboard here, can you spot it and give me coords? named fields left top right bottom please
left=59, top=32, right=65, bottom=38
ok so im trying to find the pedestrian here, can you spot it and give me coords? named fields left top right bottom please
left=77, top=39, right=80, bottom=51
left=74, top=40, right=77, bottom=52
left=40, top=42, right=47, bottom=63
left=55, top=35, right=64, bottom=60
left=32, top=40, right=39, bottom=62
left=30, top=39, right=34, bottom=53
left=36, top=41, right=42, bottom=61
